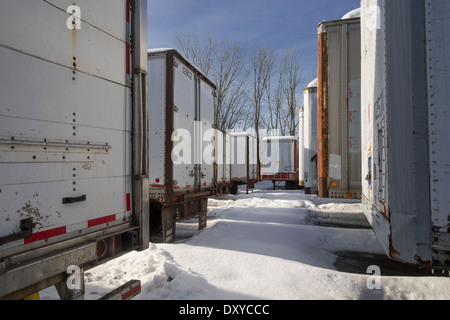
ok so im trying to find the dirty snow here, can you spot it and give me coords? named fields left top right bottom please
left=40, top=181, right=450, bottom=300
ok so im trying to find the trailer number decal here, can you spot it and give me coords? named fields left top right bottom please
left=66, top=5, right=81, bottom=30
left=182, top=66, right=193, bottom=80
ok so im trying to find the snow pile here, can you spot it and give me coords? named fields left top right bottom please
left=342, top=8, right=361, bottom=20
left=40, top=181, right=450, bottom=300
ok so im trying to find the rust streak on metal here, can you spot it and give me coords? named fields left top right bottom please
left=318, top=30, right=329, bottom=198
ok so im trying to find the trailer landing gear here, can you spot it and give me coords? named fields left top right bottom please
left=150, top=196, right=208, bottom=243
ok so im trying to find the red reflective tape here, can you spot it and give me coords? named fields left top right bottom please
left=126, top=193, right=131, bottom=212
left=126, top=0, right=130, bottom=23
left=88, top=214, right=116, bottom=228
left=122, top=283, right=141, bottom=300
left=24, top=226, right=66, bottom=244
left=126, top=42, right=131, bottom=75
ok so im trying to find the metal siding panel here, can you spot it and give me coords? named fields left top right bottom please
left=249, top=136, right=258, bottom=180
left=303, top=83, right=318, bottom=191
left=347, top=24, right=362, bottom=189
left=361, top=0, right=378, bottom=205
left=230, top=134, right=248, bottom=180
left=327, top=26, right=344, bottom=189
left=385, top=0, right=431, bottom=265
left=279, top=141, right=296, bottom=173
left=318, top=30, right=329, bottom=198
left=0, top=47, right=128, bottom=134
left=0, top=0, right=127, bottom=85
left=45, top=0, right=128, bottom=41
left=319, top=18, right=361, bottom=198
left=215, top=130, right=224, bottom=184
left=1, top=37, right=129, bottom=253
left=0, top=0, right=142, bottom=297
left=361, top=0, right=392, bottom=263
left=200, top=79, right=215, bottom=189
left=426, top=0, right=450, bottom=232
left=148, top=54, right=167, bottom=188
left=173, top=57, right=196, bottom=190
left=224, top=133, right=231, bottom=182
left=362, top=0, right=440, bottom=267
left=298, top=107, right=305, bottom=185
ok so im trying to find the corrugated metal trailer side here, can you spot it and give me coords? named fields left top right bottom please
left=0, top=0, right=148, bottom=299
left=147, top=49, right=216, bottom=243
left=318, top=16, right=361, bottom=199
left=361, top=0, right=450, bottom=270
left=302, top=79, right=319, bottom=195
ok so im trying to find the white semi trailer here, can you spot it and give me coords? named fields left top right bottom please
left=317, top=12, right=362, bottom=199
left=0, top=0, right=149, bottom=299
left=147, top=49, right=216, bottom=243
left=361, top=0, right=450, bottom=270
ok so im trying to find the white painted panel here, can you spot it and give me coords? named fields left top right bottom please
left=215, top=130, right=224, bottom=184
left=200, top=79, right=215, bottom=189
left=303, top=82, right=318, bottom=190
left=148, top=55, right=166, bottom=187
left=426, top=0, right=450, bottom=232
left=0, top=46, right=128, bottom=133
left=0, top=1, right=131, bottom=250
left=0, top=0, right=127, bottom=85
left=224, top=133, right=231, bottom=182
left=46, top=0, right=128, bottom=41
left=173, top=57, right=196, bottom=190
left=230, top=134, right=247, bottom=180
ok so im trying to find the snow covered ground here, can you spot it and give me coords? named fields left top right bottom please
left=41, top=181, right=450, bottom=300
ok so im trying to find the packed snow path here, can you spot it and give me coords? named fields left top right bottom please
left=41, top=181, right=450, bottom=300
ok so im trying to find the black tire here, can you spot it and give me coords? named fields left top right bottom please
left=230, top=184, right=239, bottom=195
left=150, top=207, right=162, bottom=235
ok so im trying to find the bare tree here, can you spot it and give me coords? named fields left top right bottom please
left=281, top=48, right=302, bottom=137
left=174, top=31, right=217, bottom=77
left=248, top=45, right=275, bottom=174
left=265, top=59, right=286, bottom=135
left=214, top=39, right=247, bottom=131
left=174, top=32, right=302, bottom=140
left=175, top=32, right=248, bottom=131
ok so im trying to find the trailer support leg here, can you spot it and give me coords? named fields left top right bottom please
left=55, top=268, right=85, bottom=300
left=161, top=207, right=176, bottom=243
left=199, top=197, right=208, bottom=230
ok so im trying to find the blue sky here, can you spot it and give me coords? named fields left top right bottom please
left=147, top=0, right=360, bottom=87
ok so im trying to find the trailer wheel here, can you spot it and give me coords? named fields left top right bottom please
left=230, top=184, right=239, bottom=195
left=150, top=208, right=162, bottom=234
left=286, top=181, right=297, bottom=190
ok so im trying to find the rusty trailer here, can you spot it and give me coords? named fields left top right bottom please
left=361, top=0, right=450, bottom=270
left=317, top=13, right=361, bottom=199
left=147, top=49, right=216, bottom=243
